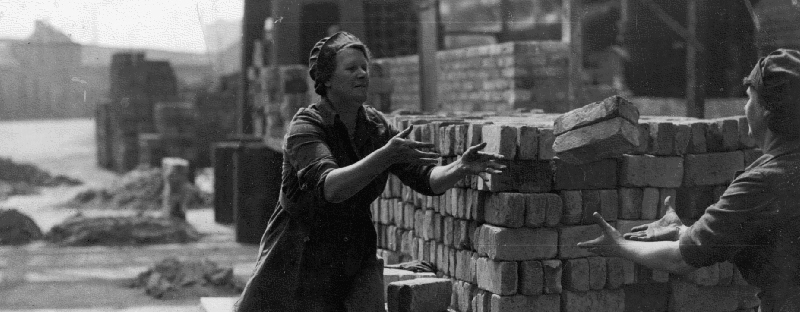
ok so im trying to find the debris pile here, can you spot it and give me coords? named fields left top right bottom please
left=129, top=257, right=243, bottom=299
left=0, top=208, right=43, bottom=245
left=0, top=157, right=82, bottom=199
left=46, top=215, right=200, bottom=246
left=68, top=166, right=210, bottom=211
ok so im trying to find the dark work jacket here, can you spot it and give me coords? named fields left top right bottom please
left=681, top=139, right=800, bottom=312
left=234, top=100, right=438, bottom=311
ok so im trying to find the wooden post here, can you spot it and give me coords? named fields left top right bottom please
left=417, top=0, right=439, bottom=113
left=563, top=0, right=583, bottom=110
left=686, top=0, right=705, bottom=118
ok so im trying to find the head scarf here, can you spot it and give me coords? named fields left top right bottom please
left=745, top=48, right=800, bottom=111
left=307, top=31, right=365, bottom=96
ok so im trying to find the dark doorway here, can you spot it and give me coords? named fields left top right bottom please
left=299, top=2, right=341, bottom=65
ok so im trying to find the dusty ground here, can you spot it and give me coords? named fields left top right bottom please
left=0, top=118, right=255, bottom=311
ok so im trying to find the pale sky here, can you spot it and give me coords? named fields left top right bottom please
left=0, top=0, right=244, bottom=53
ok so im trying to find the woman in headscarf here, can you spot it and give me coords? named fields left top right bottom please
left=235, top=32, right=505, bottom=312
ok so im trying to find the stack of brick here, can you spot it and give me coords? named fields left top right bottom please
left=373, top=41, right=569, bottom=114
left=373, top=110, right=762, bottom=312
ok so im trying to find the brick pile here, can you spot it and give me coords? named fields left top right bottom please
left=373, top=110, right=762, bottom=312
left=373, top=41, right=569, bottom=113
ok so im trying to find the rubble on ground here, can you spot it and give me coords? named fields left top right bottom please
left=46, top=215, right=200, bottom=246
left=129, top=257, right=243, bottom=299
left=0, top=157, right=82, bottom=199
left=0, top=208, right=43, bottom=245
left=68, top=166, right=211, bottom=211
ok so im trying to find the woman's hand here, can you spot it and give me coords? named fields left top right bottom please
left=623, top=196, right=686, bottom=242
left=577, top=212, right=626, bottom=257
left=381, top=126, right=440, bottom=166
left=455, top=142, right=506, bottom=180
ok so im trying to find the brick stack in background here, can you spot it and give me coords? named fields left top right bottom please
left=373, top=41, right=569, bottom=114
left=373, top=106, right=762, bottom=312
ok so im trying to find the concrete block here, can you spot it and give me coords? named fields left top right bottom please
left=599, top=190, right=619, bottom=222
left=558, top=225, right=603, bottom=259
left=484, top=193, right=526, bottom=228
left=478, top=160, right=552, bottom=193
left=516, top=125, right=539, bottom=160
left=581, top=190, right=602, bottom=225
left=648, top=122, right=677, bottom=156
left=553, top=117, right=640, bottom=164
left=563, top=258, right=590, bottom=292
left=476, top=225, right=558, bottom=261
left=519, top=260, right=544, bottom=295
left=560, top=191, right=583, bottom=225
left=553, top=159, right=618, bottom=190
left=562, top=289, right=624, bottom=312
left=684, top=152, right=744, bottom=186
left=490, top=294, right=560, bottom=312
left=553, top=95, right=639, bottom=136
left=476, top=257, right=518, bottom=295
left=619, top=155, right=684, bottom=188
left=542, top=260, right=563, bottom=294
left=482, top=125, right=517, bottom=159
left=618, top=188, right=642, bottom=220
left=387, top=278, right=452, bottom=312
left=588, top=257, right=607, bottom=290
left=641, top=188, right=660, bottom=220
left=538, top=128, right=556, bottom=160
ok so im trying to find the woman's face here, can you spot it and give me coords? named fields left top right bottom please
left=745, top=86, right=766, bottom=144
left=325, top=47, right=369, bottom=105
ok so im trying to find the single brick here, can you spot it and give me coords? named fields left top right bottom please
left=563, top=258, right=590, bottom=292
left=618, top=188, right=643, bottom=220
left=715, top=117, right=740, bottom=151
left=634, top=123, right=650, bottom=154
left=684, top=151, right=745, bottom=186
left=553, top=95, right=640, bottom=136
left=448, top=247, right=457, bottom=277
left=648, top=122, right=677, bottom=156
left=519, top=260, right=544, bottom=295
left=538, top=128, right=556, bottom=160
left=490, top=293, right=560, bottom=312
left=401, top=230, right=415, bottom=255
left=387, top=225, right=400, bottom=251
left=560, top=190, right=583, bottom=225
left=467, top=189, right=488, bottom=222
left=619, top=155, right=684, bottom=188
left=453, top=280, right=476, bottom=312
left=641, top=188, right=660, bottom=220
left=542, top=260, right=563, bottom=294
left=552, top=158, right=618, bottom=190
left=482, top=125, right=518, bottom=159
left=478, top=160, right=552, bottom=193
left=676, top=186, right=715, bottom=219
left=387, top=278, right=452, bottom=312
left=558, top=225, right=603, bottom=259
left=686, top=122, right=708, bottom=154
left=545, top=193, right=563, bottom=227
left=476, top=225, right=558, bottom=261
left=404, top=203, right=416, bottom=229
left=516, top=125, right=539, bottom=160
left=562, top=289, right=624, bottom=312
left=588, top=257, right=607, bottom=290
left=443, top=216, right=454, bottom=246
left=422, top=210, right=436, bottom=240
left=470, top=252, right=480, bottom=284
left=658, top=188, right=677, bottom=218
left=472, top=289, right=491, bottom=312
left=553, top=117, right=640, bottom=164
left=599, top=190, right=619, bottom=222
left=484, top=193, right=527, bottom=228
left=476, top=257, right=518, bottom=295
left=455, top=188, right=467, bottom=219
left=467, top=123, right=486, bottom=147
left=436, top=243, right=446, bottom=275
left=455, top=249, right=472, bottom=281
left=673, top=123, right=691, bottom=155
left=605, top=257, right=627, bottom=289
left=705, top=121, right=725, bottom=152
left=525, top=194, right=551, bottom=227
left=454, top=219, right=471, bottom=250
left=454, top=124, right=468, bottom=155
left=581, top=190, right=602, bottom=225
left=433, top=213, right=443, bottom=242
left=439, top=125, right=456, bottom=156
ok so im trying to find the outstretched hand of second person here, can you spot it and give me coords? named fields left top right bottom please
left=455, top=142, right=507, bottom=180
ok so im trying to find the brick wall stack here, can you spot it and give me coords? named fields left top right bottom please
left=373, top=41, right=569, bottom=114
left=372, top=112, right=762, bottom=312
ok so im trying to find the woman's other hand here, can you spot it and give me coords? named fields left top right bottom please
left=455, top=142, right=507, bottom=180
left=577, top=212, right=626, bottom=257
left=381, top=126, right=440, bottom=166
left=623, top=196, right=686, bottom=242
